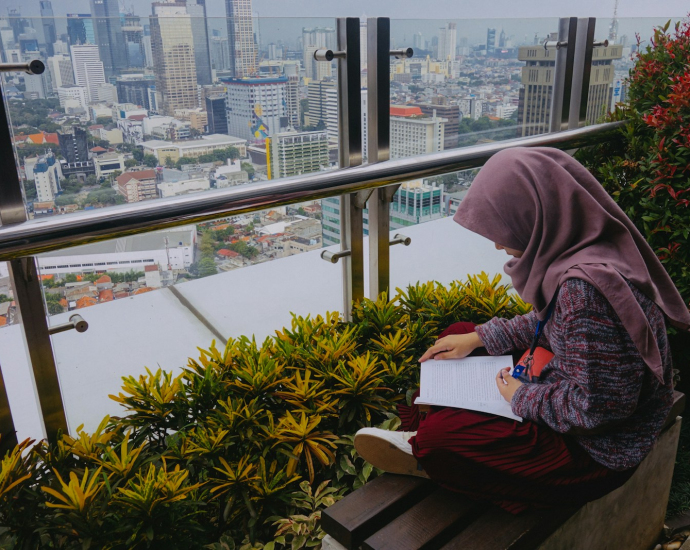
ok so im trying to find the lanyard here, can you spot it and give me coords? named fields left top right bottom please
left=512, top=287, right=560, bottom=379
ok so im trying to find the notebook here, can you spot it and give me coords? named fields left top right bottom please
left=415, top=355, right=522, bottom=422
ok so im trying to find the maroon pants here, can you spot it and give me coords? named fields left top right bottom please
left=399, top=322, right=636, bottom=514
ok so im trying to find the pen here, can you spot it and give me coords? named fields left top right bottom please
left=500, top=370, right=508, bottom=385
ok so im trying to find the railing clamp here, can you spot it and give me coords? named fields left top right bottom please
left=390, top=234, right=411, bottom=247
left=390, top=48, right=413, bottom=59
left=321, top=249, right=351, bottom=264
left=48, top=314, right=89, bottom=336
left=314, top=49, right=346, bottom=62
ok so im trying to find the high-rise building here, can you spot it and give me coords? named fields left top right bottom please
left=267, top=130, right=328, bottom=179
left=438, top=23, right=457, bottom=61
left=33, top=152, right=62, bottom=203
left=67, top=14, right=96, bottom=46
left=122, top=15, right=145, bottom=68
left=210, top=36, right=230, bottom=70
left=206, top=95, right=228, bottom=134
left=47, top=54, right=75, bottom=91
left=90, top=0, right=127, bottom=79
left=499, top=29, right=506, bottom=48
left=305, top=80, right=337, bottom=141
left=116, top=75, right=157, bottom=110
left=321, top=179, right=445, bottom=246
left=285, top=75, right=300, bottom=130
left=58, top=127, right=90, bottom=163
left=411, top=99, right=460, bottom=150
left=516, top=42, right=623, bottom=136
left=150, top=2, right=198, bottom=116
left=7, top=9, right=28, bottom=43
left=224, top=76, right=287, bottom=141
left=186, top=0, right=213, bottom=85
left=413, top=32, right=423, bottom=51
left=225, top=0, right=257, bottom=77
left=302, top=27, right=335, bottom=80
left=70, top=44, right=106, bottom=102
left=486, top=28, right=496, bottom=56
left=40, top=1, right=57, bottom=56
left=57, top=85, right=88, bottom=113
left=389, top=105, right=446, bottom=159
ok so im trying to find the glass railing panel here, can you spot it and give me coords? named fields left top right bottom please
left=35, top=203, right=342, bottom=434
left=388, top=18, right=559, bottom=157
left=2, top=15, right=338, bottom=221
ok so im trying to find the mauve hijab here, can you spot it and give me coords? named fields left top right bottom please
left=454, top=147, right=690, bottom=383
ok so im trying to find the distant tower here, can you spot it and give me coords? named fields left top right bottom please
left=486, top=28, right=496, bottom=56
left=225, top=0, right=257, bottom=77
left=150, top=2, right=198, bottom=115
left=40, top=1, right=57, bottom=56
left=499, top=28, right=506, bottom=48
left=90, top=0, right=127, bottom=78
left=608, top=0, right=619, bottom=44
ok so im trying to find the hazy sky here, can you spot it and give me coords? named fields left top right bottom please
left=0, top=0, right=684, bottom=50
left=2, top=0, right=688, bottom=19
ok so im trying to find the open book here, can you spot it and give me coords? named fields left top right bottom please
left=415, top=355, right=522, bottom=422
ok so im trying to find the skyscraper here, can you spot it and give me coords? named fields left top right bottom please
left=185, top=0, right=213, bottom=85
left=302, top=27, right=335, bottom=80
left=224, top=76, right=287, bottom=141
left=206, top=95, right=228, bottom=134
left=499, top=29, right=506, bottom=48
left=150, top=2, right=198, bottom=115
left=122, top=14, right=145, bottom=68
left=486, top=28, right=496, bottom=56
left=90, top=0, right=127, bottom=79
left=225, top=0, right=257, bottom=78
left=67, top=14, right=96, bottom=46
left=413, top=32, right=423, bottom=51
left=40, top=1, right=57, bottom=56
left=70, top=44, right=106, bottom=102
left=47, top=54, right=75, bottom=91
left=437, top=23, right=457, bottom=61
left=516, top=42, right=623, bottom=136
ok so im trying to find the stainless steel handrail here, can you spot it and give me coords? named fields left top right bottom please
left=0, top=121, right=623, bottom=260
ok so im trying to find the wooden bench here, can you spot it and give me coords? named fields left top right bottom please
left=322, top=392, right=685, bottom=550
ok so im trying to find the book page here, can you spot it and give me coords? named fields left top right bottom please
left=415, top=356, right=522, bottom=421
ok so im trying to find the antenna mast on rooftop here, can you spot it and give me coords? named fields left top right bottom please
left=608, top=0, right=619, bottom=44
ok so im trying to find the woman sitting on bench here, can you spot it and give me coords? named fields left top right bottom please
left=355, top=147, right=690, bottom=514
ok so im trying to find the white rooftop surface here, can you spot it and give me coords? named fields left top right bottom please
left=0, top=217, right=512, bottom=440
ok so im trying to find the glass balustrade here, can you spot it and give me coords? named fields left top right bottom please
left=0, top=12, right=668, bottom=442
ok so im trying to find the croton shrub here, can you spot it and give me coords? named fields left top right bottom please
left=0, top=274, right=530, bottom=550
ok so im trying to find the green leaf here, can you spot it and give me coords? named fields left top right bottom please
left=339, top=455, right=356, bottom=476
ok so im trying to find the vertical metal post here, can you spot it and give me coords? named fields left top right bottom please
left=0, top=84, right=68, bottom=444
left=366, top=17, right=400, bottom=300
left=549, top=17, right=578, bottom=133
left=336, top=17, right=364, bottom=320
left=568, top=17, right=596, bottom=129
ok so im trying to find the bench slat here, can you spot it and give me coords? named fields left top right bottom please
left=664, top=391, right=685, bottom=431
left=362, top=488, right=486, bottom=550
left=321, top=474, right=435, bottom=549
left=440, top=506, right=577, bottom=550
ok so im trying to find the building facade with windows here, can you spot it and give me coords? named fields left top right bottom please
left=150, top=2, right=198, bottom=116
left=267, top=130, right=329, bottom=179
left=224, top=76, right=287, bottom=141
left=390, top=105, right=446, bottom=160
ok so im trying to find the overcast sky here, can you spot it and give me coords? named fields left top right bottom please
left=2, top=0, right=688, bottom=19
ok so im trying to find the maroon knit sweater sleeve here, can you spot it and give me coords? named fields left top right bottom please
left=509, top=286, right=644, bottom=433
left=475, top=310, right=552, bottom=354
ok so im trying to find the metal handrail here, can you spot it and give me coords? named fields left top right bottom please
left=0, top=121, right=624, bottom=260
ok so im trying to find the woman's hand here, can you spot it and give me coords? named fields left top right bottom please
left=419, top=332, right=483, bottom=362
left=496, top=367, right=523, bottom=403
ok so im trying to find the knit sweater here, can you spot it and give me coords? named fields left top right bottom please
left=475, top=277, right=674, bottom=471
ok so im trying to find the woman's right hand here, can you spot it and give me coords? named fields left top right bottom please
left=419, top=332, right=483, bottom=362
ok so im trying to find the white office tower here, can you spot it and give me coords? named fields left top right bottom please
left=47, top=54, right=75, bottom=91
left=142, top=36, right=153, bottom=68
left=438, top=23, right=457, bottom=62
left=224, top=76, right=287, bottom=141
left=70, top=44, right=106, bottom=103
left=33, top=152, right=62, bottom=203
left=302, top=27, right=335, bottom=80
left=58, top=85, right=89, bottom=113
left=390, top=106, right=446, bottom=159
